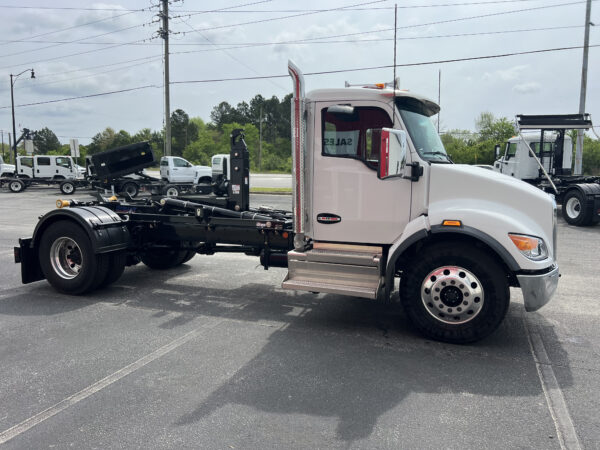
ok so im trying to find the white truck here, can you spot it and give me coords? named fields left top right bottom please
left=2, top=155, right=78, bottom=193
left=14, top=61, right=559, bottom=344
left=493, top=114, right=600, bottom=226
left=0, top=155, right=15, bottom=178
left=159, top=156, right=211, bottom=184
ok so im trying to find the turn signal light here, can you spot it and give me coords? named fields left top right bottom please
left=509, top=234, right=538, bottom=251
left=56, top=200, right=70, bottom=208
left=442, top=220, right=462, bottom=227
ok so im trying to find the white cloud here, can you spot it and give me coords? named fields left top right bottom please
left=513, top=82, right=542, bottom=94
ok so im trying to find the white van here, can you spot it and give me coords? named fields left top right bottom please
left=16, top=155, right=77, bottom=179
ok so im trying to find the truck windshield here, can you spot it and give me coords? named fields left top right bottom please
left=395, top=98, right=450, bottom=163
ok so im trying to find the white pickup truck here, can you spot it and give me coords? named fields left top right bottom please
left=159, top=156, right=211, bottom=184
left=0, top=155, right=15, bottom=178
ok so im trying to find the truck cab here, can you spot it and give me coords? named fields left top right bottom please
left=211, top=154, right=230, bottom=182
left=16, top=155, right=76, bottom=179
left=493, top=133, right=573, bottom=180
left=159, top=156, right=211, bottom=184
left=283, top=62, right=559, bottom=342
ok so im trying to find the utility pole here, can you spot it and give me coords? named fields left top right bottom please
left=438, top=69, right=441, bottom=133
left=160, top=0, right=171, bottom=156
left=575, top=0, right=592, bottom=175
left=1, top=131, right=4, bottom=160
left=8, top=133, right=12, bottom=163
left=258, top=107, right=263, bottom=172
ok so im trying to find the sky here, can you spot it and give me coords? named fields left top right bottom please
left=0, top=0, right=597, bottom=146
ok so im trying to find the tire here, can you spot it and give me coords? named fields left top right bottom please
left=164, top=185, right=179, bottom=197
left=141, top=247, right=189, bottom=270
left=60, top=180, right=76, bottom=195
left=399, top=242, right=510, bottom=344
left=98, top=251, right=126, bottom=288
left=562, top=189, right=591, bottom=226
left=180, top=250, right=196, bottom=264
left=120, top=182, right=139, bottom=198
left=8, top=179, right=25, bottom=193
left=38, top=220, right=110, bottom=295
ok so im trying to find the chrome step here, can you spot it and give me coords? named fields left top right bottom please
left=281, top=245, right=383, bottom=299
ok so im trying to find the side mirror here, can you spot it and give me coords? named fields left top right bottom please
left=378, top=128, right=408, bottom=179
left=494, top=144, right=501, bottom=159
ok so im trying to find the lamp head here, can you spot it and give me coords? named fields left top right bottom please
left=30, top=69, right=35, bottom=79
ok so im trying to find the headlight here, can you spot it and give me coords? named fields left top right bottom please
left=508, top=233, right=548, bottom=261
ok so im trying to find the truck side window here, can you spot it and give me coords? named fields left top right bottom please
left=56, top=157, right=71, bottom=168
left=505, top=143, right=517, bottom=159
left=21, top=157, right=33, bottom=168
left=322, top=107, right=392, bottom=169
left=173, top=158, right=189, bottom=168
left=160, top=159, right=169, bottom=166
left=37, top=157, right=51, bottom=166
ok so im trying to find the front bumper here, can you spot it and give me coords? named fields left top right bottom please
left=517, top=265, right=560, bottom=312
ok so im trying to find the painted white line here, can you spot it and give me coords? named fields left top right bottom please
left=524, top=317, right=581, bottom=450
left=0, top=319, right=224, bottom=445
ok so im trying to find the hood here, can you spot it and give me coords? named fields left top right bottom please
left=428, top=164, right=556, bottom=261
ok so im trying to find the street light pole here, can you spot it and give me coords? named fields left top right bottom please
left=10, top=68, right=35, bottom=167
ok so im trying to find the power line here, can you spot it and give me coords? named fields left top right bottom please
left=0, top=10, right=143, bottom=46
left=177, top=0, right=387, bottom=33
left=169, top=25, right=584, bottom=55
left=171, top=43, right=600, bottom=83
left=2, top=43, right=597, bottom=110
left=0, top=0, right=546, bottom=12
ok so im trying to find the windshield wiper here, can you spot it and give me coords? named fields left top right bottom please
left=422, top=151, right=452, bottom=162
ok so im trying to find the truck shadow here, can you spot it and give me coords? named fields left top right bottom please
left=1, top=262, right=574, bottom=444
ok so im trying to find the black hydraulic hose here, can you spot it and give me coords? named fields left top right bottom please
left=160, top=197, right=273, bottom=221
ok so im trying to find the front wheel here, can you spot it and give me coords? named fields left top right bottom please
left=163, top=185, right=180, bottom=197
left=400, top=242, right=510, bottom=344
left=562, top=189, right=591, bottom=226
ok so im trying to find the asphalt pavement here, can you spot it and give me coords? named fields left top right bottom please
left=0, top=186, right=598, bottom=449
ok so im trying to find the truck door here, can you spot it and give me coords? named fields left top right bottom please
left=18, top=157, right=33, bottom=178
left=499, top=141, right=518, bottom=177
left=35, top=156, right=53, bottom=178
left=55, top=156, right=74, bottom=178
left=171, top=157, right=194, bottom=182
left=311, top=101, right=412, bottom=244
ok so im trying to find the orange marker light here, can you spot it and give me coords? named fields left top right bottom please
left=509, top=234, right=538, bottom=251
left=56, top=200, right=70, bottom=208
left=442, top=220, right=462, bottom=227
left=282, top=232, right=289, bottom=239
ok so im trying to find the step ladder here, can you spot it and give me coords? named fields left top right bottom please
left=281, top=242, right=383, bottom=299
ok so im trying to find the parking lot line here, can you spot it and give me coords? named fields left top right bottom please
left=0, top=317, right=226, bottom=445
left=524, top=317, right=581, bottom=450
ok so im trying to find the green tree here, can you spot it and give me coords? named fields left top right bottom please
left=475, top=112, right=515, bottom=143
left=32, top=127, right=61, bottom=154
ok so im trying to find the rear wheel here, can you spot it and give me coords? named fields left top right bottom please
left=164, top=185, right=180, bottom=197
left=98, top=251, right=126, bottom=288
left=400, top=242, right=510, bottom=344
left=562, top=189, right=591, bottom=226
left=141, top=246, right=189, bottom=270
left=120, top=182, right=139, bottom=198
left=39, top=221, right=110, bottom=294
left=60, top=180, right=76, bottom=195
left=8, top=179, right=25, bottom=193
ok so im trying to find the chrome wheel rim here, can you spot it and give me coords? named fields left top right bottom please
left=62, top=183, right=74, bottom=194
left=421, top=266, right=484, bottom=324
left=50, top=237, right=82, bottom=279
left=10, top=181, right=22, bottom=191
left=125, top=185, right=136, bottom=196
left=565, top=196, right=581, bottom=219
left=166, top=187, right=178, bottom=197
